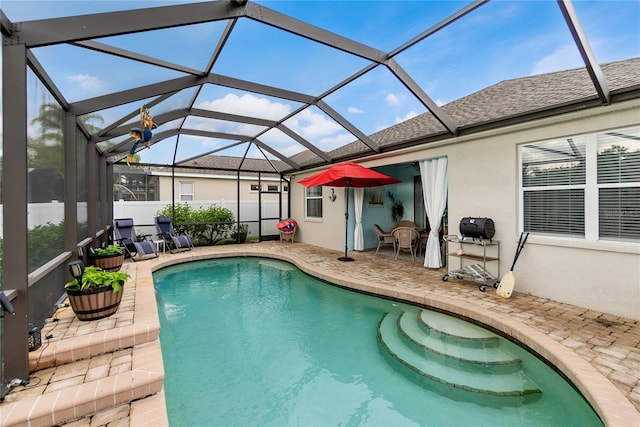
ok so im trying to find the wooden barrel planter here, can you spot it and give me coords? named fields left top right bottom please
left=66, top=285, right=124, bottom=321
left=89, top=253, right=124, bottom=272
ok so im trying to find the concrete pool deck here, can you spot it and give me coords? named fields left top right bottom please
left=1, top=242, right=638, bottom=426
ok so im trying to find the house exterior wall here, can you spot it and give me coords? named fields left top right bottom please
left=291, top=99, right=640, bottom=319
left=156, top=173, right=286, bottom=201
left=289, top=184, right=348, bottom=253
left=290, top=166, right=413, bottom=253
left=153, top=173, right=289, bottom=238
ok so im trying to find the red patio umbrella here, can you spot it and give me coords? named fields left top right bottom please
left=298, top=161, right=400, bottom=262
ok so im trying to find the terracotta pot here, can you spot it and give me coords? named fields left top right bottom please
left=89, top=253, right=124, bottom=271
left=66, top=285, right=124, bottom=321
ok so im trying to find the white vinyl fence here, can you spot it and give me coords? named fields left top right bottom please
left=0, top=200, right=288, bottom=239
left=113, top=199, right=287, bottom=238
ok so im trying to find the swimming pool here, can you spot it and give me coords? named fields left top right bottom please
left=154, top=257, right=602, bottom=426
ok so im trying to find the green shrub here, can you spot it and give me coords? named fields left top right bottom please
left=0, top=221, right=69, bottom=277
left=90, top=243, right=123, bottom=256
left=156, top=203, right=235, bottom=246
left=156, top=203, right=192, bottom=234
left=64, top=266, right=130, bottom=293
left=28, top=221, right=65, bottom=273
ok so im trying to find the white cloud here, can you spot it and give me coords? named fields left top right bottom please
left=394, top=110, right=418, bottom=124
left=259, top=129, right=305, bottom=157
left=435, top=99, right=445, bottom=107
left=193, top=93, right=347, bottom=154
left=266, top=144, right=304, bottom=158
left=197, top=93, right=291, bottom=120
left=348, top=106, right=364, bottom=114
left=188, top=93, right=356, bottom=156
left=315, top=132, right=356, bottom=152
left=286, top=109, right=342, bottom=139
left=188, top=117, right=264, bottom=138
left=190, top=93, right=294, bottom=148
left=67, top=74, right=105, bottom=93
left=530, top=44, right=583, bottom=76
left=385, top=93, right=400, bottom=105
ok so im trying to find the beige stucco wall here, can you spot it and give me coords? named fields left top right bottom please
left=157, top=173, right=286, bottom=201
left=291, top=99, right=640, bottom=319
left=289, top=182, right=348, bottom=253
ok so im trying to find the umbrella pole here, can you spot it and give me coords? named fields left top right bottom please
left=338, top=184, right=354, bottom=262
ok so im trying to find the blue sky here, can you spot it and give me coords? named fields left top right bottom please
left=3, top=0, right=639, bottom=165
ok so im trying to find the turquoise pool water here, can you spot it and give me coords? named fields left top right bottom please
left=154, top=257, right=601, bottom=426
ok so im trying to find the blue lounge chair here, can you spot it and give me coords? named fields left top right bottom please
left=113, top=218, right=158, bottom=261
left=155, top=216, right=193, bottom=253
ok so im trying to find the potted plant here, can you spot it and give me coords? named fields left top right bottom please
left=89, top=243, right=125, bottom=271
left=64, top=262, right=130, bottom=321
left=231, top=223, right=249, bottom=243
left=387, top=191, right=404, bottom=223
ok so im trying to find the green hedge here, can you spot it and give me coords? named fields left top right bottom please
left=28, top=221, right=65, bottom=273
left=156, top=203, right=236, bottom=246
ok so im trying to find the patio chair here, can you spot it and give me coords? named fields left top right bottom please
left=392, top=227, right=420, bottom=260
left=395, top=220, right=417, bottom=229
left=373, top=224, right=395, bottom=254
left=394, top=220, right=429, bottom=257
left=277, top=218, right=298, bottom=243
left=155, top=216, right=193, bottom=253
left=113, top=218, right=158, bottom=262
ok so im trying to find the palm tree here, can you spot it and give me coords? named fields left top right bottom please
left=28, top=103, right=105, bottom=178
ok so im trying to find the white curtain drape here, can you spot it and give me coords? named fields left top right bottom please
left=419, top=158, right=448, bottom=268
left=354, top=187, right=365, bottom=251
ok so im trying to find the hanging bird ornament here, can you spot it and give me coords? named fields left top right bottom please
left=127, top=105, right=157, bottom=166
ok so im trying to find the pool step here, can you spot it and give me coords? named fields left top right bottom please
left=378, top=312, right=541, bottom=398
left=399, top=312, right=521, bottom=373
left=418, top=309, right=500, bottom=346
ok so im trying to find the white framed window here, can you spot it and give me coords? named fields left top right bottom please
left=597, top=129, right=640, bottom=240
left=179, top=181, right=194, bottom=201
left=250, top=183, right=288, bottom=192
left=520, top=125, right=639, bottom=242
left=250, top=183, right=281, bottom=192
left=305, top=186, right=323, bottom=219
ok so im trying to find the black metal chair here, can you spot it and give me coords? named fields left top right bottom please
left=155, top=216, right=193, bottom=253
left=113, top=218, right=158, bottom=261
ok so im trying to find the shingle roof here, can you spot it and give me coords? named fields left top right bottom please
left=289, top=57, right=640, bottom=170
left=444, top=57, right=640, bottom=128
left=156, top=155, right=285, bottom=178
